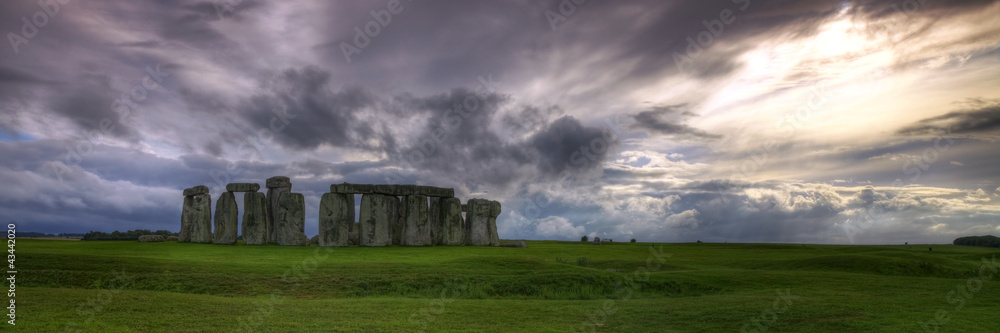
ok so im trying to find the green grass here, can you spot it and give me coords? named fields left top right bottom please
left=15, top=240, right=1000, bottom=332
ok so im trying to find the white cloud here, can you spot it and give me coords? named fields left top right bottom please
left=534, top=216, right=585, bottom=239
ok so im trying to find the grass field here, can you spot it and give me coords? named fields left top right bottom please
left=16, top=239, right=1000, bottom=332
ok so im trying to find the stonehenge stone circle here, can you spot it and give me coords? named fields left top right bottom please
left=439, top=197, right=465, bottom=245
left=403, top=195, right=431, bottom=246
left=593, top=237, right=601, bottom=245
left=266, top=176, right=291, bottom=244
left=319, top=193, right=353, bottom=247
left=180, top=180, right=504, bottom=248
left=226, top=183, right=260, bottom=192
left=242, top=192, right=268, bottom=245
left=213, top=192, right=238, bottom=245
left=276, top=192, right=308, bottom=246
left=359, top=194, right=392, bottom=246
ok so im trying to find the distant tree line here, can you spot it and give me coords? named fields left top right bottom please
left=953, top=235, right=1000, bottom=248
left=83, top=229, right=177, bottom=241
left=19, top=232, right=85, bottom=238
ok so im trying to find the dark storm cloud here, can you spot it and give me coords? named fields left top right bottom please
left=896, top=99, right=1000, bottom=136
left=47, top=74, right=140, bottom=140
left=629, top=105, right=720, bottom=139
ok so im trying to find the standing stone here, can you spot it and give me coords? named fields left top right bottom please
left=429, top=197, right=441, bottom=245
left=189, top=193, right=213, bottom=244
left=265, top=176, right=292, bottom=244
left=179, top=196, right=194, bottom=242
left=213, top=192, right=238, bottom=245
left=487, top=200, right=501, bottom=246
left=359, top=194, right=392, bottom=246
left=319, top=193, right=353, bottom=247
left=465, top=198, right=492, bottom=246
left=403, top=195, right=431, bottom=246
left=439, top=197, right=465, bottom=245
left=242, top=192, right=268, bottom=245
left=276, top=192, right=308, bottom=246
left=182, top=185, right=209, bottom=197
left=593, top=237, right=602, bottom=245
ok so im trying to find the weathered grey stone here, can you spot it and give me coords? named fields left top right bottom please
left=439, top=197, right=465, bottom=245
left=276, top=192, right=308, bottom=246
left=266, top=176, right=291, bottom=188
left=242, top=192, right=268, bottom=245
left=213, top=192, right=238, bottom=245
left=179, top=196, right=194, bottom=242
left=499, top=240, right=527, bottom=248
left=309, top=234, right=319, bottom=246
left=266, top=186, right=290, bottom=243
left=138, top=235, right=165, bottom=242
left=418, top=186, right=454, bottom=198
left=488, top=200, right=501, bottom=246
left=167, top=235, right=178, bottom=241
left=348, top=222, right=360, bottom=245
left=465, top=198, right=493, bottom=246
left=428, top=197, right=442, bottom=245
left=372, top=185, right=455, bottom=197
left=403, top=195, right=431, bottom=246
left=183, top=185, right=209, bottom=197
left=319, top=193, right=353, bottom=247
left=593, top=237, right=601, bottom=245
left=461, top=204, right=467, bottom=213
left=359, top=194, right=392, bottom=246
left=189, top=193, right=213, bottom=244
left=226, top=183, right=260, bottom=192
left=332, top=183, right=374, bottom=194
left=392, top=196, right=404, bottom=245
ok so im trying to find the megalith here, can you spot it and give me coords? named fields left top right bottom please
left=277, top=192, right=308, bottom=246
left=265, top=176, right=291, bottom=244
left=319, top=193, right=354, bottom=247
left=488, top=200, right=501, bottom=246
left=349, top=222, right=360, bottom=245
left=403, top=195, right=431, bottom=246
left=213, top=192, right=238, bottom=245
left=465, top=198, right=494, bottom=246
left=439, top=197, right=465, bottom=245
left=180, top=185, right=212, bottom=244
left=242, top=192, right=268, bottom=245
left=359, top=194, right=392, bottom=246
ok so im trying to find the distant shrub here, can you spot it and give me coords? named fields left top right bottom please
left=576, top=257, right=590, bottom=267
left=581, top=235, right=588, bottom=242
left=953, top=235, right=1000, bottom=248
left=697, top=240, right=703, bottom=244
left=630, top=238, right=636, bottom=243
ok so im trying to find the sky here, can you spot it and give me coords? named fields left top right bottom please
left=1, top=0, right=999, bottom=244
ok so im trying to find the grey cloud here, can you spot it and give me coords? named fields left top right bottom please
left=629, top=105, right=720, bottom=139
left=896, top=99, right=1000, bottom=136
